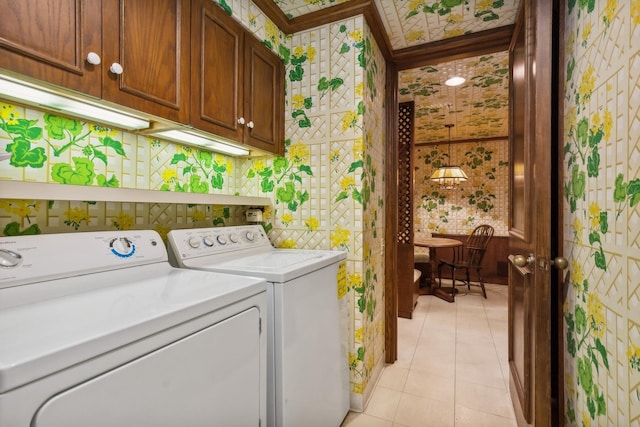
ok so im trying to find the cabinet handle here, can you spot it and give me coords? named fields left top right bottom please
left=109, top=63, right=124, bottom=75
left=237, top=117, right=245, bottom=125
left=86, top=52, right=101, bottom=65
left=247, top=121, right=254, bottom=129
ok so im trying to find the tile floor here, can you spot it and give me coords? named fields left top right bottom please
left=341, top=283, right=517, bottom=427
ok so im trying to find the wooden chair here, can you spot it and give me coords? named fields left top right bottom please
left=436, top=225, right=494, bottom=301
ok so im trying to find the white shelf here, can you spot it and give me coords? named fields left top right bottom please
left=0, top=181, right=271, bottom=206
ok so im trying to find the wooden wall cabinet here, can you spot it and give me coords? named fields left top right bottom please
left=0, top=0, right=103, bottom=97
left=101, top=0, right=190, bottom=124
left=191, top=0, right=284, bottom=155
left=0, top=0, right=190, bottom=124
left=1, top=0, right=285, bottom=155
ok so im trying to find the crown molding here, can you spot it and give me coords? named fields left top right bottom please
left=252, top=0, right=514, bottom=67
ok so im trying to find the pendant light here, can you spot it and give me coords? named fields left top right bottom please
left=430, top=123, right=468, bottom=189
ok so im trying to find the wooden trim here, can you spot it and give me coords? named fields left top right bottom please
left=556, top=0, right=567, bottom=424
left=286, top=0, right=371, bottom=32
left=394, top=25, right=515, bottom=70
left=251, top=0, right=290, bottom=30
left=415, top=135, right=508, bottom=146
left=384, top=61, right=398, bottom=363
left=361, top=2, right=393, bottom=60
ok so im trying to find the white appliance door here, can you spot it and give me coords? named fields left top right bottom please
left=275, top=263, right=350, bottom=427
left=33, top=307, right=262, bottom=427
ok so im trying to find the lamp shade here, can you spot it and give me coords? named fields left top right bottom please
left=430, top=123, right=468, bottom=189
left=430, top=165, right=468, bottom=189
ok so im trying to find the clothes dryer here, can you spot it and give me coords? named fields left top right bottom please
left=168, top=225, right=350, bottom=427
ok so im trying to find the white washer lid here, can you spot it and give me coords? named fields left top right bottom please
left=184, top=249, right=347, bottom=282
left=0, top=263, right=266, bottom=393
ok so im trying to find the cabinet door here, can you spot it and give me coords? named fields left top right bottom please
left=102, top=0, right=190, bottom=123
left=0, top=0, right=102, bottom=97
left=244, top=36, right=284, bottom=155
left=191, top=0, right=244, bottom=142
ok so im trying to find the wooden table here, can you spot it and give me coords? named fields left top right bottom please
left=414, top=237, right=462, bottom=299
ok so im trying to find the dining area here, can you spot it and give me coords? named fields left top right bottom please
left=413, top=225, right=495, bottom=303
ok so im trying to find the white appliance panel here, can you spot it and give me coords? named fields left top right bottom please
left=0, top=265, right=265, bottom=393
left=0, top=292, right=267, bottom=427
left=33, top=307, right=261, bottom=427
left=275, top=264, right=350, bottom=427
left=0, top=230, right=167, bottom=289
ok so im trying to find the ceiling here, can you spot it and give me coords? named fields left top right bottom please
left=266, top=0, right=521, bottom=143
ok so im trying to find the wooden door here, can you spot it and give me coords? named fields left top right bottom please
left=0, top=0, right=102, bottom=97
left=102, top=0, right=190, bottom=124
left=191, top=0, right=244, bottom=143
left=243, top=35, right=284, bottom=155
left=507, top=1, right=561, bottom=425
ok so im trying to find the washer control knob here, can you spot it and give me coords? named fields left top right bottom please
left=0, top=249, right=22, bottom=268
left=229, top=234, right=239, bottom=243
left=245, top=231, right=255, bottom=241
left=110, top=237, right=135, bottom=258
left=188, top=237, right=201, bottom=248
left=217, top=235, right=228, bottom=245
left=203, top=236, right=215, bottom=247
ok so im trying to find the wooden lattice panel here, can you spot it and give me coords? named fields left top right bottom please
left=398, top=102, right=414, bottom=245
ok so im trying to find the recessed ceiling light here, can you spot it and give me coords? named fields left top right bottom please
left=445, top=76, right=466, bottom=87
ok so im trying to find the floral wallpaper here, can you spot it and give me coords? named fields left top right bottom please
left=272, top=0, right=521, bottom=50
left=0, top=198, right=242, bottom=239
left=414, top=139, right=509, bottom=236
left=0, top=101, right=247, bottom=235
left=0, top=103, right=239, bottom=194
left=562, top=1, right=640, bottom=426
left=229, top=0, right=387, bottom=406
left=1, top=0, right=387, bottom=411
left=399, top=51, right=510, bottom=143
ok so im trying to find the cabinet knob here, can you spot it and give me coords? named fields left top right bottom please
left=109, top=62, right=124, bottom=75
left=247, top=121, right=254, bottom=129
left=237, top=117, right=245, bottom=125
left=86, top=52, right=101, bottom=65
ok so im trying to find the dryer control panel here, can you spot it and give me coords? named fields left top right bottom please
left=168, top=225, right=271, bottom=264
left=0, top=230, right=167, bottom=289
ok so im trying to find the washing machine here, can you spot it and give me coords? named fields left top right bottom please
left=167, top=225, right=350, bottom=427
left=0, top=230, right=267, bottom=427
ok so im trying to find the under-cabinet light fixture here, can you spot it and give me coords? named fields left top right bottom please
left=152, top=129, right=250, bottom=156
left=0, top=74, right=150, bottom=130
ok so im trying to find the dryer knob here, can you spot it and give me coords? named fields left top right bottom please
left=217, top=235, right=228, bottom=245
left=229, top=234, right=239, bottom=243
left=245, top=232, right=255, bottom=241
left=0, top=249, right=22, bottom=267
left=203, top=236, right=215, bottom=247
left=110, top=237, right=135, bottom=258
left=188, top=237, right=201, bottom=248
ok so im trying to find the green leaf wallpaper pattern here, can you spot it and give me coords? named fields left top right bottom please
left=563, top=0, right=640, bottom=425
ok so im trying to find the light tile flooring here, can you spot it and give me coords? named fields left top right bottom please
left=342, top=284, right=517, bottom=427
